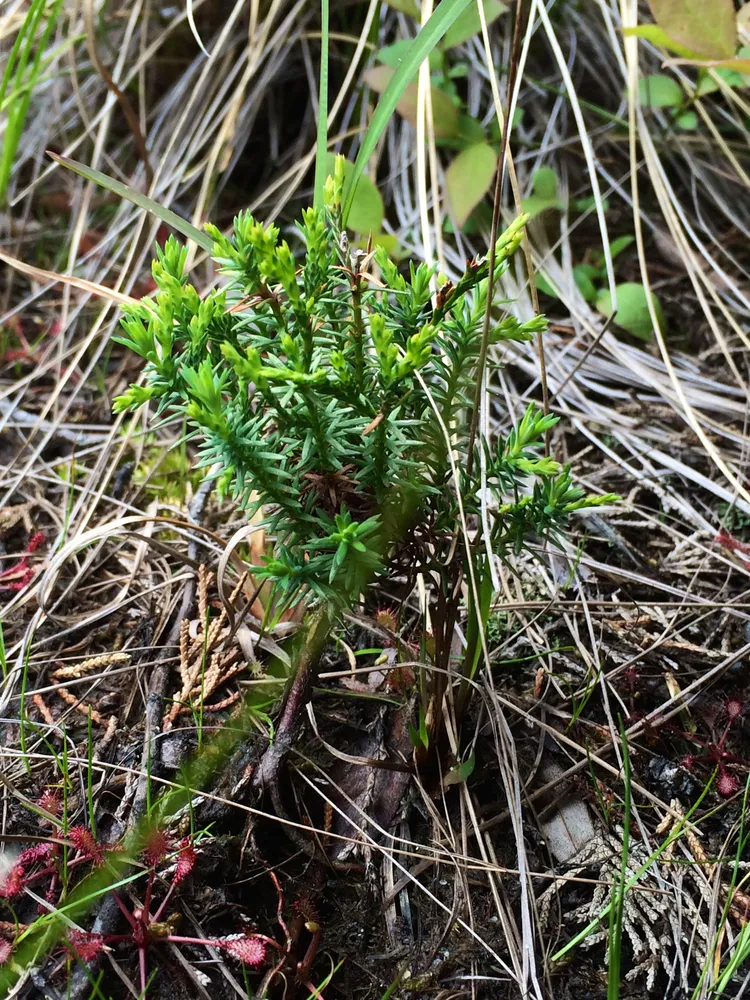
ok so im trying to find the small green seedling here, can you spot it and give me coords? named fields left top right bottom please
left=536, top=233, right=665, bottom=342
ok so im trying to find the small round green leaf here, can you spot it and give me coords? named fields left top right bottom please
left=531, top=166, right=557, bottom=200
left=637, top=74, right=683, bottom=107
left=596, top=282, right=665, bottom=341
left=674, top=110, right=698, bottom=130
left=444, top=142, right=497, bottom=228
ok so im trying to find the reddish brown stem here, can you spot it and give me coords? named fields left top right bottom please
left=251, top=608, right=331, bottom=793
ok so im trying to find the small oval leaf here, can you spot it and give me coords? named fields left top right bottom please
left=674, top=110, right=698, bottom=129
left=637, top=73, right=683, bottom=107
left=573, top=266, right=597, bottom=303
left=442, top=0, right=508, bottom=49
left=444, top=142, right=496, bottom=227
left=444, top=752, right=476, bottom=788
left=521, top=167, right=562, bottom=218
left=326, top=155, right=383, bottom=234
left=364, top=65, right=459, bottom=138
left=531, top=166, right=557, bottom=200
left=596, top=282, right=665, bottom=341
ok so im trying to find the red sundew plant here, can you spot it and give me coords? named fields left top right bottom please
left=63, top=834, right=272, bottom=996
left=678, top=696, right=747, bottom=798
left=374, top=607, right=398, bottom=633
left=0, top=530, right=45, bottom=593
left=716, top=529, right=750, bottom=560
left=0, top=799, right=327, bottom=998
left=0, top=770, right=333, bottom=997
left=0, top=825, right=102, bottom=905
left=0, top=819, right=272, bottom=997
left=64, top=860, right=325, bottom=999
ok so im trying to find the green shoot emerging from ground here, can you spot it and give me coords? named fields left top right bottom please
left=114, top=156, right=615, bottom=612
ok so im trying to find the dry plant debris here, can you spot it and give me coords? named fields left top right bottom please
left=163, top=566, right=248, bottom=730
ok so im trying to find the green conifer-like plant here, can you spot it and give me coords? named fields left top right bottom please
left=114, top=157, right=615, bottom=612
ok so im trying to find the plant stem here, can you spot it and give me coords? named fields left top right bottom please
left=302, top=390, right=331, bottom=470
left=251, top=606, right=331, bottom=793
left=351, top=270, right=364, bottom=389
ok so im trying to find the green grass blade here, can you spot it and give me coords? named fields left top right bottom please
left=0, top=0, right=62, bottom=202
left=313, top=0, right=330, bottom=211
left=705, top=775, right=750, bottom=995
left=48, top=153, right=214, bottom=252
left=0, top=0, right=39, bottom=108
left=552, top=772, right=714, bottom=962
left=343, top=0, right=474, bottom=223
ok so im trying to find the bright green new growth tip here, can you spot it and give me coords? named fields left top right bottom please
left=114, top=156, right=616, bottom=608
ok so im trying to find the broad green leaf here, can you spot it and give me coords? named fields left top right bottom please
left=48, top=153, right=213, bottom=251
left=622, top=24, right=706, bottom=60
left=576, top=194, right=610, bottom=213
left=647, top=0, right=736, bottom=61
left=575, top=263, right=601, bottom=280
left=521, top=167, right=563, bottom=218
left=326, top=154, right=383, bottom=234
left=442, top=0, right=508, bottom=49
left=637, top=73, right=682, bottom=107
left=596, top=282, right=665, bottom=341
left=376, top=40, right=442, bottom=72
left=573, top=266, right=597, bottom=303
left=454, top=113, right=487, bottom=146
left=609, top=235, right=634, bottom=259
left=364, top=64, right=459, bottom=138
left=535, top=272, right=559, bottom=299
left=444, top=142, right=496, bottom=227
left=382, top=0, right=420, bottom=16
left=345, top=0, right=474, bottom=223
